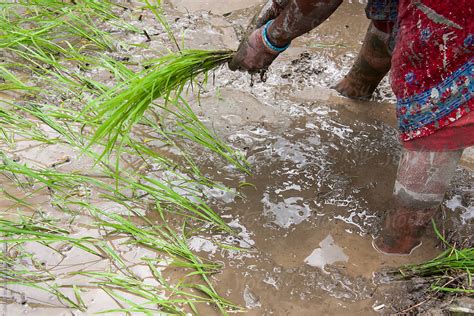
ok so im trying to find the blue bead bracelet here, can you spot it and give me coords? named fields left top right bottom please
left=262, top=20, right=291, bottom=53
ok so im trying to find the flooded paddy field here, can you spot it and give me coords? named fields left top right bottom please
left=1, top=1, right=472, bottom=315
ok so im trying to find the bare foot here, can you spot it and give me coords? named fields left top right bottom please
left=334, top=75, right=378, bottom=100
left=333, top=22, right=392, bottom=101
left=372, top=235, right=422, bottom=256
left=373, top=207, right=436, bottom=255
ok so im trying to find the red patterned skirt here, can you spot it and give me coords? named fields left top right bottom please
left=370, top=0, right=474, bottom=151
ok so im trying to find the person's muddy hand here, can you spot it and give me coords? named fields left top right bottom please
left=229, top=22, right=289, bottom=72
left=252, top=0, right=289, bottom=29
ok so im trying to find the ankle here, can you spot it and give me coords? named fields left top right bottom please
left=334, top=72, right=381, bottom=100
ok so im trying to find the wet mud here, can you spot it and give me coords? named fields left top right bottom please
left=164, top=1, right=472, bottom=314
left=1, top=1, right=473, bottom=315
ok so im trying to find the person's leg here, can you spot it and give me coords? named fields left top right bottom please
left=373, top=149, right=464, bottom=255
left=334, top=21, right=392, bottom=100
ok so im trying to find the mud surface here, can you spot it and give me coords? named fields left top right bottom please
left=2, top=1, right=473, bottom=315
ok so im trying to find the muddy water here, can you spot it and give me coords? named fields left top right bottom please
left=2, top=1, right=473, bottom=315
left=189, top=96, right=444, bottom=315
left=172, top=0, right=257, bottom=15
left=164, top=1, right=472, bottom=314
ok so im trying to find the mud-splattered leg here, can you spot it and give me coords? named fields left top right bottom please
left=373, top=149, right=464, bottom=255
left=334, top=21, right=392, bottom=100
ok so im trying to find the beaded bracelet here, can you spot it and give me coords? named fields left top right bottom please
left=261, top=20, right=291, bottom=54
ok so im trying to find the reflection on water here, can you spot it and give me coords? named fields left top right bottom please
left=304, top=234, right=349, bottom=273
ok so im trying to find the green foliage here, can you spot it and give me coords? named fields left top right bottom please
left=83, top=50, right=241, bottom=167
left=395, top=221, right=473, bottom=294
left=0, top=0, right=246, bottom=314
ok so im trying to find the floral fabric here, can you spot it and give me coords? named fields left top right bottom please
left=366, top=0, right=474, bottom=146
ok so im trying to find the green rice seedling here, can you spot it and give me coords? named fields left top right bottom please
left=134, top=108, right=248, bottom=188
left=0, top=101, right=56, bottom=147
left=393, top=221, right=473, bottom=294
left=3, top=244, right=124, bottom=313
left=0, top=22, right=61, bottom=51
left=0, top=187, right=36, bottom=211
left=1, top=211, right=143, bottom=308
left=0, top=0, right=135, bottom=95
left=0, top=216, right=103, bottom=257
left=0, top=251, right=56, bottom=284
left=86, top=206, right=242, bottom=314
left=99, top=55, right=137, bottom=83
left=144, top=258, right=233, bottom=315
left=72, top=271, right=188, bottom=315
left=1, top=280, right=88, bottom=311
left=1, top=145, right=234, bottom=234
left=144, top=0, right=181, bottom=51
left=84, top=50, right=235, bottom=160
left=6, top=45, right=109, bottom=97
left=0, top=0, right=131, bottom=51
left=83, top=270, right=242, bottom=315
left=159, top=96, right=250, bottom=173
left=19, top=102, right=185, bottom=180
left=1, top=105, right=236, bottom=232
left=152, top=210, right=242, bottom=315
left=0, top=65, right=37, bottom=92
left=122, top=174, right=234, bottom=233
left=2, top=0, right=248, bottom=177
left=60, top=197, right=240, bottom=313
left=0, top=152, right=126, bottom=214
left=22, top=98, right=237, bottom=206
left=0, top=125, right=240, bottom=314
left=0, top=216, right=105, bottom=312
left=60, top=10, right=116, bottom=51
left=91, top=207, right=219, bottom=270
left=310, top=42, right=349, bottom=49
left=0, top=1, right=247, bottom=313
left=15, top=102, right=91, bottom=150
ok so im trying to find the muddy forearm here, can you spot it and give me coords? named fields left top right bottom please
left=247, top=0, right=290, bottom=36
left=267, top=0, right=343, bottom=47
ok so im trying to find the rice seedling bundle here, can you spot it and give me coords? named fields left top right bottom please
left=393, top=222, right=473, bottom=294
left=85, top=49, right=234, bottom=158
